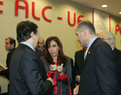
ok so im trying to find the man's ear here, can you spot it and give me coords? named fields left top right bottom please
left=30, top=32, right=35, bottom=39
left=11, top=43, right=14, bottom=48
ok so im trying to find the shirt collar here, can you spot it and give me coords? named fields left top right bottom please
left=20, top=42, right=35, bottom=51
left=112, top=48, right=114, bottom=50
left=87, top=36, right=98, bottom=51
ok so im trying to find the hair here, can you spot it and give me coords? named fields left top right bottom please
left=106, top=32, right=116, bottom=47
left=38, top=37, right=44, bottom=43
left=17, top=20, right=38, bottom=42
left=36, top=37, right=45, bottom=50
left=78, top=20, right=96, bottom=34
left=44, top=36, right=67, bottom=66
left=5, top=37, right=16, bottom=47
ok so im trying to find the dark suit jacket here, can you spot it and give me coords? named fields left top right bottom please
left=35, top=49, right=44, bottom=58
left=78, top=38, right=119, bottom=95
left=74, top=50, right=85, bottom=78
left=9, top=44, right=53, bottom=95
left=0, top=48, right=16, bottom=79
left=113, top=48, right=121, bottom=94
left=6, top=48, right=16, bottom=68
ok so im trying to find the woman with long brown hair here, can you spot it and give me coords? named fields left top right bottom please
left=40, top=36, right=72, bottom=95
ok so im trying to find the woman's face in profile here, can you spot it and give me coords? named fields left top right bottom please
left=48, top=40, right=60, bottom=58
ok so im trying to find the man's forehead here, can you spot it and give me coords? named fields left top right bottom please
left=38, top=39, right=44, bottom=42
left=5, top=39, right=10, bottom=42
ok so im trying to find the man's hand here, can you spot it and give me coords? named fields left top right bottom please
left=47, top=77, right=54, bottom=86
left=73, top=85, right=79, bottom=95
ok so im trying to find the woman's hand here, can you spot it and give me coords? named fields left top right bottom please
left=57, top=64, right=63, bottom=76
left=49, top=64, right=57, bottom=72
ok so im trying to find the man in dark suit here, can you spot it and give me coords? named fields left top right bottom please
left=73, top=21, right=119, bottom=95
left=0, top=37, right=16, bottom=79
left=74, top=47, right=86, bottom=85
left=0, top=37, right=16, bottom=95
left=100, top=31, right=121, bottom=95
left=9, top=21, right=53, bottom=95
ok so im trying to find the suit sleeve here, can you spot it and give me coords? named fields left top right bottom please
left=94, top=43, right=119, bottom=95
left=6, top=51, right=13, bottom=68
left=67, top=58, right=73, bottom=83
left=19, top=52, right=53, bottom=95
left=75, top=52, right=80, bottom=76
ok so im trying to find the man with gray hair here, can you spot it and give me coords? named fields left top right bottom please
left=99, top=32, right=116, bottom=49
left=74, top=21, right=119, bottom=95
left=100, top=31, right=121, bottom=94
